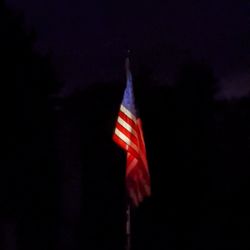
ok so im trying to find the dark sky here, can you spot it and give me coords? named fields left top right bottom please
left=6, top=0, right=250, bottom=98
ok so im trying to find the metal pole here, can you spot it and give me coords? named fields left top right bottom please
left=126, top=204, right=131, bottom=250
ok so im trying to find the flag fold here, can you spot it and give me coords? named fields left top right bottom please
left=113, top=58, right=151, bottom=206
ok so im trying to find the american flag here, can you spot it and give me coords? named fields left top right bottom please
left=113, top=58, right=151, bottom=206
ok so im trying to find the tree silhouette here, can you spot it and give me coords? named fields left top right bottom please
left=54, top=55, right=250, bottom=250
left=0, top=3, right=61, bottom=250
left=1, top=2, right=250, bottom=249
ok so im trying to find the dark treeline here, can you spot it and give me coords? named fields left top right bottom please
left=60, top=61, right=250, bottom=250
left=1, top=2, right=250, bottom=250
left=0, top=3, right=61, bottom=250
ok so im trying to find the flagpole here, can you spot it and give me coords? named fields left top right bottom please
left=113, top=50, right=151, bottom=250
left=126, top=203, right=131, bottom=250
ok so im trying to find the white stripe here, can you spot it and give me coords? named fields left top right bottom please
left=117, top=116, right=138, bottom=137
left=120, top=105, right=137, bottom=122
left=114, top=128, right=138, bottom=152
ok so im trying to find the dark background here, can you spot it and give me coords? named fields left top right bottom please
left=5, top=0, right=250, bottom=97
left=1, top=1, right=250, bottom=249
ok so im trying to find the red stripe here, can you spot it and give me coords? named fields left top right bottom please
left=136, top=166, right=150, bottom=196
left=127, top=153, right=134, bottom=164
left=127, top=163, right=150, bottom=186
left=126, top=175, right=139, bottom=206
left=118, top=111, right=137, bottom=128
left=113, top=133, right=139, bottom=157
left=126, top=157, right=151, bottom=206
left=113, top=107, right=151, bottom=206
left=113, top=133, right=127, bottom=151
left=126, top=154, right=138, bottom=175
left=117, top=114, right=139, bottom=137
left=115, top=122, right=138, bottom=147
left=127, top=176, right=149, bottom=204
left=127, top=171, right=145, bottom=206
left=130, top=162, right=150, bottom=184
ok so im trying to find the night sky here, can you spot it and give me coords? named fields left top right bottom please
left=2, top=1, right=250, bottom=250
left=6, top=0, right=250, bottom=97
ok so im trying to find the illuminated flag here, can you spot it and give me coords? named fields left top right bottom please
left=113, top=58, right=151, bottom=206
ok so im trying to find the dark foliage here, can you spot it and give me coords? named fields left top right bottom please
left=0, top=3, right=61, bottom=250
left=59, top=60, right=250, bottom=250
left=1, top=3, right=250, bottom=250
